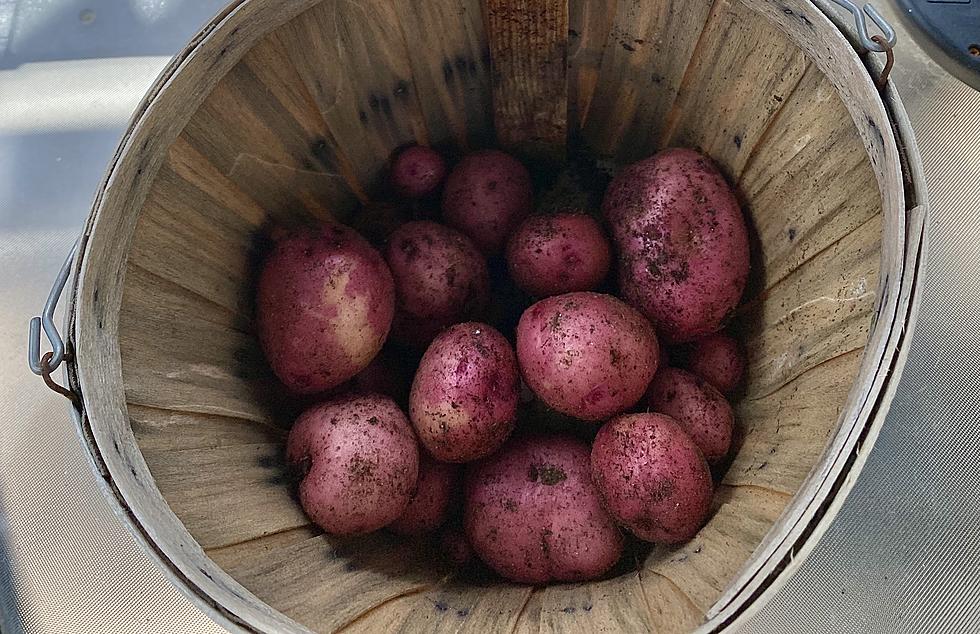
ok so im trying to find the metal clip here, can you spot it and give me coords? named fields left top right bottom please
left=29, top=239, right=78, bottom=386
left=829, top=0, right=897, bottom=53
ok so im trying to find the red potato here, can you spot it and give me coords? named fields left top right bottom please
left=384, top=221, right=490, bottom=347
left=602, top=148, right=750, bottom=343
left=256, top=224, right=395, bottom=394
left=686, top=333, right=746, bottom=396
left=505, top=212, right=612, bottom=297
left=464, top=435, right=623, bottom=583
left=515, top=292, right=659, bottom=421
left=646, top=367, right=734, bottom=464
left=391, top=145, right=447, bottom=198
left=286, top=394, right=419, bottom=536
left=442, top=150, right=533, bottom=255
left=409, top=323, right=519, bottom=462
left=591, top=413, right=712, bottom=543
left=388, top=453, right=459, bottom=535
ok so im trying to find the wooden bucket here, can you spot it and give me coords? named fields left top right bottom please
left=61, top=0, right=927, bottom=631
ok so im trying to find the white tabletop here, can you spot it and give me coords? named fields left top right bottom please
left=1, top=2, right=977, bottom=632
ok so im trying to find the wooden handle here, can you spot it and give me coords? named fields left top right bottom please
left=484, top=0, right=569, bottom=163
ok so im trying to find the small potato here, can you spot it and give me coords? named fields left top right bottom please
left=505, top=212, right=611, bottom=297
left=464, top=435, right=623, bottom=583
left=257, top=224, right=395, bottom=394
left=286, top=394, right=419, bottom=536
left=602, top=148, right=750, bottom=343
left=391, top=145, right=448, bottom=198
left=442, top=150, right=533, bottom=254
left=686, top=333, right=746, bottom=396
left=384, top=221, right=490, bottom=347
left=410, top=323, right=519, bottom=462
left=387, top=454, right=460, bottom=535
left=591, top=413, right=712, bottom=543
left=516, top=292, right=659, bottom=421
left=646, top=367, right=734, bottom=464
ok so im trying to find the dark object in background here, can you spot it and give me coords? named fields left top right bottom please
left=893, top=0, right=980, bottom=91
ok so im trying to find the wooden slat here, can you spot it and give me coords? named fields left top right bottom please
left=129, top=404, right=286, bottom=454
left=641, top=570, right=704, bottom=633
left=534, top=575, right=655, bottom=632
left=641, top=485, right=787, bottom=613
left=738, top=215, right=881, bottom=398
left=567, top=0, right=616, bottom=130
left=141, top=444, right=308, bottom=550
left=484, top=0, right=569, bottom=162
left=725, top=349, right=864, bottom=494
left=397, top=0, right=494, bottom=150
left=739, top=64, right=882, bottom=291
left=581, top=0, right=714, bottom=161
left=660, top=0, right=809, bottom=179
left=207, top=525, right=321, bottom=572
left=231, top=533, right=440, bottom=632
left=276, top=1, right=428, bottom=195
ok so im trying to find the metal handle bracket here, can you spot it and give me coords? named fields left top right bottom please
left=28, top=239, right=80, bottom=403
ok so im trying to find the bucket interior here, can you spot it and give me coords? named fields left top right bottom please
left=112, top=0, right=885, bottom=631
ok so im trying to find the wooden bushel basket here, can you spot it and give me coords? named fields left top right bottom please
left=60, top=0, right=926, bottom=632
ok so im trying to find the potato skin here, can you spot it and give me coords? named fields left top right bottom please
left=591, top=413, right=712, bottom=543
left=646, top=367, right=734, bottom=464
left=602, top=148, right=749, bottom=343
left=505, top=212, right=611, bottom=297
left=686, top=333, right=745, bottom=396
left=388, top=453, right=459, bottom=535
left=515, top=292, right=659, bottom=421
left=464, top=435, right=623, bottom=583
left=257, top=224, right=395, bottom=394
left=442, top=150, right=533, bottom=255
left=384, top=221, right=490, bottom=347
left=409, top=323, right=519, bottom=462
left=286, top=394, right=419, bottom=536
left=391, top=145, right=447, bottom=198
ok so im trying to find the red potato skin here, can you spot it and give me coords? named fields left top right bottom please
left=256, top=224, right=395, bottom=394
left=384, top=221, right=490, bottom=347
left=686, top=333, right=746, bottom=396
left=409, top=323, right=519, bottom=462
left=286, top=395, right=419, bottom=536
left=391, top=145, right=447, bottom=198
left=515, top=292, right=660, bottom=421
left=591, top=413, right=712, bottom=543
left=646, top=367, right=734, bottom=464
left=387, top=454, right=460, bottom=535
left=464, top=435, right=623, bottom=583
left=505, top=212, right=612, bottom=297
left=602, top=148, right=750, bottom=343
left=442, top=150, right=533, bottom=255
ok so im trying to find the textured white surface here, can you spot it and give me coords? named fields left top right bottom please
left=0, top=1, right=977, bottom=633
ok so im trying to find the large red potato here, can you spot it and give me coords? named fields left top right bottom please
left=505, top=212, right=612, bottom=297
left=286, top=394, right=419, bottom=536
left=256, top=224, right=394, bottom=394
left=442, top=150, right=533, bottom=254
left=383, top=220, right=490, bottom=347
left=602, top=148, right=750, bottom=343
left=409, top=323, right=519, bottom=462
left=646, top=367, right=734, bottom=464
left=465, top=435, right=623, bottom=583
left=591, top=413, right=712, bottom=544
left=515, top=292, right=659, bottom=421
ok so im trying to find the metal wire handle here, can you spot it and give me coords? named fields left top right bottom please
left=28, top=239, right=78, bottom=377
left=829, top=0, right=897, bottom=53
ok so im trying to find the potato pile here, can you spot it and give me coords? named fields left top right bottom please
left=256, top=144, right=750, bottom=584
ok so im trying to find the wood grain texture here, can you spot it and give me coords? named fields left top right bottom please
left=484, top=0, right=569, bottom=162
left=129, top=404, right=286, bottom=454
left=533, top=575, right=655, bottom=632
left=582, top=0, right=715, bottom=161
left=567, top=0, right=616, bottom=130
left=276, top=0, right=428, bottom=196
left=208, top=525, right=322, bottom=572
left=398, top=0, right=494, bottom=150
left=660, top=0, right=809, bottom=179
